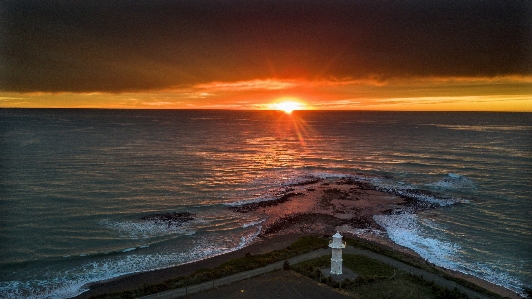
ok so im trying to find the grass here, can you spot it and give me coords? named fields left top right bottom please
left=345, top=237, right=504, bottom=298
left=88, top=235, right=503, bottom=299
left=88, top=236, right=328, bottom=299
left=291, top=254, right=471, bottom=299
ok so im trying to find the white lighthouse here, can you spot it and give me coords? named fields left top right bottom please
left=329, top=231, right=346, bottom=275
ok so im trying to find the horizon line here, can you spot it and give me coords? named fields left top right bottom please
left=2, top=107, right=531, bottom=113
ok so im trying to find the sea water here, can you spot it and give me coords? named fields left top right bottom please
left=1, top=109, right=530, bottom=298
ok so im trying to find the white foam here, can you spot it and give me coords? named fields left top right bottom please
left=374, top=213, right=460, bottom=269
left=448, top=173, right=460, bottom=179
left=100, top=219, right=195, bottom=239
left=311, top=172, right=352, bottom=179
left=456, top=260, right=528, bottom=297
left=225, top=172, right=378, bottom=207
left=374, top=213, right=528, bottom=296
left=430, top=173, right=476, bottom=190
left=230, top=171, right=461, bottom=208
left=350, top=174, right=468, bottom=206
left=0, top=237, right=254, bottom=299
left=237, top=226, right=261, bottom=249
left=0, top=226, right=266, bottom=299
left=280, top=175, right=321, bottom=186
left=242, top=219, right=265, bottom=228
left=0, top=279, right=90, bottom=299
left=340, top=226, right=385, bottom=238
left=374, top=183, right=457, bottom=207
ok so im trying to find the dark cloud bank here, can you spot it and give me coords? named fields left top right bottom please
left=1, top=0, right=531, bottom=92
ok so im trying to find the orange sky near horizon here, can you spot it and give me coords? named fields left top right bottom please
left=2, top=77, right=531, bottom=111
left=1, top=1, right=531, bottom=111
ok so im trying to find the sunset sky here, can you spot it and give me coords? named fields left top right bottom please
left=1, top=0, right=531, bottom=111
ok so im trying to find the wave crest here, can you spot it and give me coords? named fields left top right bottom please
left=100, top=219, right=196, bottom=239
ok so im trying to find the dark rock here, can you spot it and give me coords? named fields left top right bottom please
left=140, top=212, right=195, bottom=226
left=259, top=213, right=344, bottom=237
left=229, top=192, right=304, bottom=213
left=347, top=214, right=375, bottom=229
left=285, top=176, right=322, bottom=187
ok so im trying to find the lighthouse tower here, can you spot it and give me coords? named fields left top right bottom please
left=329, top=231, right=346, bottom=275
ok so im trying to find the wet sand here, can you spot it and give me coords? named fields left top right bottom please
left=73, top=178, right=520, bottom=299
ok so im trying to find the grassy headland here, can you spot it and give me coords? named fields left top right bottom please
left=86, top=236, right=510, bottom=299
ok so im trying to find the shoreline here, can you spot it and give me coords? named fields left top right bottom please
left=73, top=178, right=522, bottom=299
left=342, top=232, right=522, bottom=299
left=74, top=232, right=521, bottom=299
left=72, top=233, right=306, bottom=299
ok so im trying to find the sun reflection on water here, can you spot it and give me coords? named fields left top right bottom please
left=240, top=112, right=318, bottom=170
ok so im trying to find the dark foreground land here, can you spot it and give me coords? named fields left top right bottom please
left=75, top=178, right=523, bottom=299
left=182, top=270, right=353, bottom=299
left=76, top=235, right=521, bottom=299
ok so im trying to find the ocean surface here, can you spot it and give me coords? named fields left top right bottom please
left=1, top=109, right=531, bottom=298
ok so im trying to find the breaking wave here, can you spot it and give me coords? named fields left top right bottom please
left=99, top=219, right=196, bottom=239
left=429, top=173, right=476, bottom=190
left=374, top=213, right=460, bottom=268
left=0, top=226, right=262, bottom=299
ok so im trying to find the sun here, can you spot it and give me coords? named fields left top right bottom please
left=273, top=101, right=305, bottom=114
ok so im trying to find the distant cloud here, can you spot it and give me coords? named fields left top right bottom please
left=372, top=95, right=532, bottom=109
left=194, top=80, right=298, bottom=91
left=1, top=0, right=530, bottom=93
left=0, top=96, right=25, bottom=101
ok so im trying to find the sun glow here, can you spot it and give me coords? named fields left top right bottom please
left=272, top=101, right=305, bottom=114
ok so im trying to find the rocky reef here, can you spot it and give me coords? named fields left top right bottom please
left=140, top=212, right=195, bottom=226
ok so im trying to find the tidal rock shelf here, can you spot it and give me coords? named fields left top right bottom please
left=140, top=212, right=195, bottom=226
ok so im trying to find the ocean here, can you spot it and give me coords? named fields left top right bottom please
left=0, top=109, right=530, bottom=298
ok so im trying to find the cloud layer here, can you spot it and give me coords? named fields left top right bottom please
left=1, top=0, right=531, bottom=92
